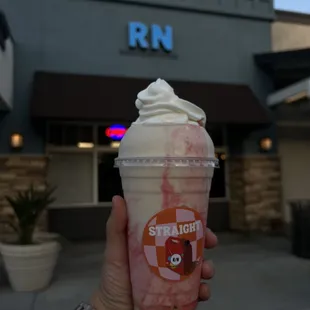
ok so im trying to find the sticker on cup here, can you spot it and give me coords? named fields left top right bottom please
left=142, top=207, right=205, bottom=281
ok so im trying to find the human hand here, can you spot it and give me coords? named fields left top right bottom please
left=91, top=196, right=218, bottom=310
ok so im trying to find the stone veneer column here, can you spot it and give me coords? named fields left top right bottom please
left=0, top=156, right=49, bottom=236
left=229, top=155, right=282, bottom=232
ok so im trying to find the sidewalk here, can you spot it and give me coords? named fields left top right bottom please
left=1, top=234, right=310, bottom=310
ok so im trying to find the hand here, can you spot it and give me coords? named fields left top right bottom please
left=91, top=196, right=218, bottom=310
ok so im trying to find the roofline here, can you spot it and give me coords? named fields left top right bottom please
left=267, top=78, right=310, bottom=107
left=275, top=9, right=310, bottom=25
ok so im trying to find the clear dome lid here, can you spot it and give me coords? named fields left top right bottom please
left=114, top=157, right=219, bottom=168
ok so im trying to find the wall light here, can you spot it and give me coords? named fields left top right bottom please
left=220, top=153, right=226, bottom=161
left=259, top=137, right=273, bottom=152
left=77, top=142, right=94, bottom=149
left=10, top=133, right=23, bottom=149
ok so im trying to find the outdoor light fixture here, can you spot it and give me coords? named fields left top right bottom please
left=10, top=133, right=23, bottom=149
left=77, top=142, right=94, bottom=149
left=220, top=153, right=226, bottom=161
left=259, top=137, right=273, bottom=152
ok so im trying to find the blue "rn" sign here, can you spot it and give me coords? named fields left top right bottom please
left=128, top=22, right=173, bottom=53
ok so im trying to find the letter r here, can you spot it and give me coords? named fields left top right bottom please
left=128, top=22, right=149, bottom=49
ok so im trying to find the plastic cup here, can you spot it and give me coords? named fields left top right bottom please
left=115, top=154, right=218, bottom=309
left=115, top=123, right=217, bottom=309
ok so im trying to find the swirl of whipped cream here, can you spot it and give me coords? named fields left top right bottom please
left=134, top=79, right=206, bottom=127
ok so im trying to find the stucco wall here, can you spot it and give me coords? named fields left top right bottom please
left=0, top=0, right=273, bottom=154
left=272, top=21, right=310, bottom=52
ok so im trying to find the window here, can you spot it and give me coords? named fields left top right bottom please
left=48, top=123, right=93, bottom=147
left=206, top=125, right=227, bottom=199
left=47, top=122, right=124, bottom=207
left=206, top=124, right=224, bottom=147
left=47, top=153, right=93, bottom=205
left=98, top=152, right=123, bottom=202
left=97, top=126, right=114, bottom=146
left=46, top=122, right=228, bottom=207
left=210, top=152, right=226, bottom=198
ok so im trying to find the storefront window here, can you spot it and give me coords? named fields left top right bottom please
left=97, top=126, right=114, bottom=145
left=210, top=152, right=226, bottom=198
left=206, top=125, right=227, bottom=199
left=98, top=152, right=123, bottom=202
left=47, top=153, right=93, bottom=205
left=46, top=122, right=228, bottom=206
left=47, top=123, right=93, bottom=146
left=206, top=124, right=224, bottom=147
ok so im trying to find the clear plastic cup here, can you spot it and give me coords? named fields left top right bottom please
left=115, top=156, right=218, bottom=309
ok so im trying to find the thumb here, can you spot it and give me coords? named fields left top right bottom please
left=105, top=196, right=128, bottom=263
left=94, top=196, right=131, bottom=309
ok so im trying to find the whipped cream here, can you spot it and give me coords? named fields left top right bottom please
left=134, top=79, right=206, bottom=127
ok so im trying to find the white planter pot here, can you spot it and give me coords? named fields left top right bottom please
left=0, top=241, right=61, bottom=292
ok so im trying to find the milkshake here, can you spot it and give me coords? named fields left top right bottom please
left=115, top=79, right=218, bottom=309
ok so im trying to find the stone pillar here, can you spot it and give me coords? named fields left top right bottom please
left=0, top=156, right=49, bottom=236
left=229, top=155, right=282, bottom=232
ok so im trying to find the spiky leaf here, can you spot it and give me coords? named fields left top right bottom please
left=5, top=184, right=56, bottom=245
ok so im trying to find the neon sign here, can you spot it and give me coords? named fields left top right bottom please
left=105, top=124, right=127, bottom=141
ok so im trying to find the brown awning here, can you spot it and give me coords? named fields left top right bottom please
left=30, top=71, right=270, bottom=124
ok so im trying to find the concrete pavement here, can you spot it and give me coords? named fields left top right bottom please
left=1, top=234, right=310, bottom=310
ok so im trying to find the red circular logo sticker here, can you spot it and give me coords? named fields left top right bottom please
left=142, top=207, right=205, bottom=281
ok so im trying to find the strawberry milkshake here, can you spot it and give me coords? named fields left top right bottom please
left=115, top=79, right=218, bottom=309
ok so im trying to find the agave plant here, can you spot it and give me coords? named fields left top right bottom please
left=4, top=185, right=56, bottom=245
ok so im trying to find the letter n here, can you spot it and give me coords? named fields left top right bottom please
left=151, top=24, right=173, bottom=52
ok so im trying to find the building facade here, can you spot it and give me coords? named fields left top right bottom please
left=272, top=10, right=310, bottom=52
left=0, top=0, right=281, bottom=240
left=257, top=10, right=310, bottom=232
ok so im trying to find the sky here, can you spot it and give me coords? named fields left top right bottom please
left=274, top=0, right=310, bottom=14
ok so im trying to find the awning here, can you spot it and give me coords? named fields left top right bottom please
left=30, top=71, right=270, bottom=124
left=255, top=48, right=310, bottom=88
left=265, top=78, right=310, bottom=123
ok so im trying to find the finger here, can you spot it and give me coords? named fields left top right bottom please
left=204, top=228, right=218, bottom=249
left=105, top=196, right=128, bottom=263
left=106, top=196, right=127, bottom=235
left=201, top=260, right=214, bottom=280
left=198, top=283, right=211, bottom=301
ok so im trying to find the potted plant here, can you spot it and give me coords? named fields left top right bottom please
left=0, top=184, right=61, bottom=292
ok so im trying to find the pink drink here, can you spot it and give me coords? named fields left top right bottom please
left=115, top=80, right=217, bottom=309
